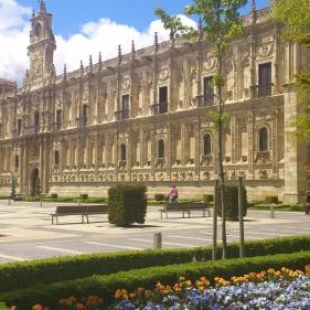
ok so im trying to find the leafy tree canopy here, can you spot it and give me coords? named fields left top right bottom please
left=271, top=0, right=310, bottom=144
left=270, top=0, right=310, bottom=41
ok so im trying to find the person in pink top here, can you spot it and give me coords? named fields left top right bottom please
left=168, top=185, right=179, bottom=202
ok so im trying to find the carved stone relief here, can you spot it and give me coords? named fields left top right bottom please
left=257, top=36, right=274, bottom=58
left=159, top=64, right=170, bottom=82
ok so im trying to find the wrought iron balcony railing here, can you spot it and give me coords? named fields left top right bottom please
left=115, top=109, right=129, bottom=120
left=196, top=94, right=214, bottom=107
left=251, top=84, right=272, bottom=98
left=51, top=122, right=62, bottom=130
left=150, top=102, right=168, bottom=115
left=76, top=116, right=87, bottom=127
left=24, top=125, right=39, bottom=135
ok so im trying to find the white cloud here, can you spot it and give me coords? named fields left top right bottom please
left=0, top=0, right=196, bottom=86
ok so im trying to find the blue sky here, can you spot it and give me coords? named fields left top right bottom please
left=18, top=0, right=269, bottom=37
left=0, top=0, right=269, bottom=84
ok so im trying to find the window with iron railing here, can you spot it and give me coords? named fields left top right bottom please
left=115, top=109, right=129, bottom=120
left=76, top=116, right=87, bottom=127
left=150, top=102, right=168, bottom=115
left=116, top=94, right=130, bottom=120
left=56, top=109, right=62, bottom=129
left=196, top=76, right=214, bottom=107
left=251, top=63, right=272, bottom=98
left=17, top=119, right=22, bottom=136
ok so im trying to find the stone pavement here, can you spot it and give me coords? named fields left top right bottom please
left=0, top=200, right=309, bottom=263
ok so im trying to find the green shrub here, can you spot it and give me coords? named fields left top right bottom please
left=3, top=251, right=310, bottom=309
left=50, top=193, right=58, bottom=199
left=0, top=235, right=309, bottom=295
left=265, top=195, right=278, bottom=204
left=203, top=194, right=214, bottom=202
left=215, top=184, right=247, bottom=221
left=86, top=197, right=107, bottom=203
left=108, top=184, right=147, bottom=226
left=154, top=194, right=165, bottom=201
left=80, top=194, right=88, bottom=201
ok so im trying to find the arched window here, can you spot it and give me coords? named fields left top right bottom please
left=54, top=150, right=60, bottom=165
left=158, top=139, right=165, bottom=158
left=259, top=127, right=268, bottom=151
left=120, top=143, right=127, bottom=161
left=14, top=155, right=19, bottom=169
left=82, top=104, right=88, bottom=125
left=203, top=134, right=212, bottom=155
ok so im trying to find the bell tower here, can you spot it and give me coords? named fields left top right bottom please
left=27, top=0, right=56, bottom=85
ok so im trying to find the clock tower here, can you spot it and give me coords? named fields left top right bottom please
left=28, top=0, right=56, bottom=85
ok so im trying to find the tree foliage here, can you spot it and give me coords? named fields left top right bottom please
left=271, top=0, right=310, bottom=144
left=154, top=8, right=188, bottom=42
left=155, top=0, right=247, bottom=259
left=270, top=0, right=310, bottom=41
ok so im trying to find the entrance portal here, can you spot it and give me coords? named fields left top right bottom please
left=30, top=168, right=39, bottom=196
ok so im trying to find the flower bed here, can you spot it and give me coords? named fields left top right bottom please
left=9, top=265, right=310, bottom=310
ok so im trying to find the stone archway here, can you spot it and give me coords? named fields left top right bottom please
left=30, top=168, right=39, bottom=196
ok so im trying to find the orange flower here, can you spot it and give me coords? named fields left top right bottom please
left=75, top=302, right=85, bottom=310
left=32, top=304, right=43, bottom=310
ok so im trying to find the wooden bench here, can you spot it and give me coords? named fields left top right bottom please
left=160, top=202, right=211, bottom=219
left=84, top=204, right=108, bottom=223
left=189, top=202, right=211, bottom=217
left=50, top=204, right=108, bottom=225
left=160, top=202, right=190, bottom=219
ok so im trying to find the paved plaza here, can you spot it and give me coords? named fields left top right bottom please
left=0, top=200, right=309, bottom=264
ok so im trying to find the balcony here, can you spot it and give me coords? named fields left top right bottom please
left=118, top=160, right=128, bottom=169
left=255, top=151, right=271, bottom=163
left=24, top=125, right=39, bottom=135
left=155, top=158, right=165, bottom=168
left=51, top=122, right=62, bottom=131
left=196, top=95, right=214, bottom=107
left=115, top=109, right=129, bottom=121
left=150, top=102, right=168, bottom=115
left=76, top=116, right=87, bottom=127
left=201, top=154, right=213, bottom=165
left=11, top=129, right=20, bottom=138
left=251, top=84, right=272, bottom=98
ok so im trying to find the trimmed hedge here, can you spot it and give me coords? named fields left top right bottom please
left=0, top=235, right=309, bottom=293
left=203, top=194, right=214, bottom=202
left=3, top=251, right=310, bottom=309
left=265, top=195, right=279, bottom=204
left=215, top=184, right=247, bottom=220
left=154, top=193, right=166, bottom=201
left=108, top=184, right=147, bottom=226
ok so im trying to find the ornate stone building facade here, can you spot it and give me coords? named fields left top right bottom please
left=0, top=1, right=309, bottom=202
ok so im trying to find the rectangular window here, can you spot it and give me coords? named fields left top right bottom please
left=56, top=109, right=62, bottom=129
left=34, top=112, right=40, bottom=129
left=197, top=76, right=214, bottom=107
left=258, top=63, right=272, bottom=97
left=121, top=94, right=129, bottom=119
left=159, top=86, right=168, bottom=113
left=17, top=119, right=22, bottom=136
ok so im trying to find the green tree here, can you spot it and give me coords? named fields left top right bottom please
left=271, top=0, right=310, bottom=143
left=155, top=0, right=247, bottom=259
left=154, top=8, right=187, bottom=43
